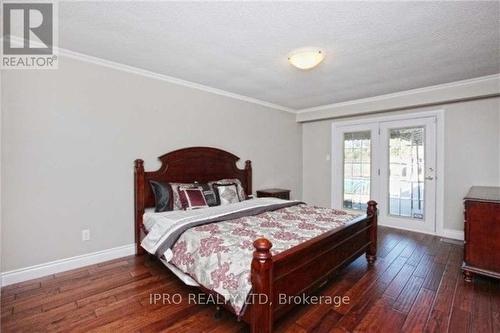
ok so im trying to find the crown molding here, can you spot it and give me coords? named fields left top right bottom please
left=298, top=74, right=500, bottom=114
left=296, top=74, right=500, bottom=122
left=5, top=37, right=498, bottom=118
left=59, top=48, right=296, bottom=113
left=4, top=36, right=295, bottom=113
left=62, top=47, right=498, bottom=118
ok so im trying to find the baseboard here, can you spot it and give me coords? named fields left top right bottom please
left=378, top=223, right=438, bottom=237
left=1, top=244, right=136, bottom=287
left=379, top=224, right=464, bottom=241
left=441, top=228, right=464, bottom=241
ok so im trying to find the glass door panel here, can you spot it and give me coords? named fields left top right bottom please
left=343, top=131, right=371, bottom=211
left=388, top=127, right=425, bottom=219
left=332, top=123, right=378, bottom=215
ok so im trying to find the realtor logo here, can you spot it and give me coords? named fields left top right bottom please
left=2, top=1, right=58, bottom=69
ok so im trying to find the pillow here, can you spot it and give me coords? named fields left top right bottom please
left=178, top=185, right=209, bottom=210
left=213, top=183, right=241, bottom=205
left=170, top=182, right=198, bottom=210
left=200, top=183, right=219, bottom=207
left=209, top=178, right=246, bottom=200
left=149, top=181, right=173, bottom=212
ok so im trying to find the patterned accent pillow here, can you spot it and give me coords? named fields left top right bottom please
left=178, top=185, right=208, bottom=210
left=200, top=183, right=219, bottom=207
left=209, top=178, right=246, bottom=200
left=170, top=183, right=199, bottom=210
left=149, top=181, right=173, bottom=212
left=213, top=183, right=241, bottom=205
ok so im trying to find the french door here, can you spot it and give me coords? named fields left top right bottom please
left=332, top=116, right=437, bottom=234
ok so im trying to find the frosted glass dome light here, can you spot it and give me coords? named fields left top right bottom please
left=288, top=48, right=325, bottom=70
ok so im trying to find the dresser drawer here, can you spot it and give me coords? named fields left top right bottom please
left=465, top=201, right=500, bottom=272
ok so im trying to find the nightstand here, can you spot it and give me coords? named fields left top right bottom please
left=256, top=188, right=290, bottom=200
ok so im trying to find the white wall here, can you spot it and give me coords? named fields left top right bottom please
left=302, top=97, right=500, bottom=232
left=1, top=57, right=302, bottom=272
left=443, top=98, right=500, bottom=231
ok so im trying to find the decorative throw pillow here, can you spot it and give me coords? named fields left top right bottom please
left=149, top=181, right=173, bottom=212
left=213, top=183, right=241, bottom=205
left=170, top=183, right=198, bottom=210
left=200, top=183, right=219, bottom=206
left=178, top=185, right=209, bottom=210
left=209, top=178, right=246, bottom=200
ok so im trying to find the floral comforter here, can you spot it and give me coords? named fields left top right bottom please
left=169, top=203, right=361, bottom=315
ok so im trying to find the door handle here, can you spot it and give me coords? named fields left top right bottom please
left=425, top=176, right=434, bottom=180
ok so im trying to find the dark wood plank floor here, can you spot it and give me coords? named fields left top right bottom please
left=2, top=227, right=499, bottom=332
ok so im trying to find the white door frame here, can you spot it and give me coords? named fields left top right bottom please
left=331, top=110, right=445, bottom=237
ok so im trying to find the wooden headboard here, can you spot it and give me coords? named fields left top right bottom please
left=134, top=146, right=252, bottom=254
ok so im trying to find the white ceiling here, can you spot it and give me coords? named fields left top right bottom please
left=60, top=1, right=500, bottom=111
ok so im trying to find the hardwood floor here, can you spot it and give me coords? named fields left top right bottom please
left=1, top=226, right=499, bottom=332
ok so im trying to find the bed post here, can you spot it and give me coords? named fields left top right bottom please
left=245, top=160, right=252, bottom=197
left=251, top=238, right=273, bottom=333
left=366, top=200, right=378, bottom=265
left=134, top=159, right=145, bottom=255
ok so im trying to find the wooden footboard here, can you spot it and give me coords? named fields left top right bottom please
left=248, top=201, right=378, bottom=333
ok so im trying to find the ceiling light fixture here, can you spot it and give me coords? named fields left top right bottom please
left=288, top=48, right=325, bottom=70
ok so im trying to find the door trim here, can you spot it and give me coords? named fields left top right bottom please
left=331, top=110, right=445, bottom=237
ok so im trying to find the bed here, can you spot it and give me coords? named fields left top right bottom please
left=134, top=147, right=378, bottom=333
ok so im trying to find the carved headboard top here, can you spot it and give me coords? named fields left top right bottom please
left=134, top=146, right=252, bottom=211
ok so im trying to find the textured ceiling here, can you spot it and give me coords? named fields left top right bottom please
left=60, top=1, right=500, bottom=110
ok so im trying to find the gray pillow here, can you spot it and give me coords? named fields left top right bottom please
left=149, top=181, right=173, bottom=212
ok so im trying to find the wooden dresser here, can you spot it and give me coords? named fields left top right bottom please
left=462, top=186, right=500, bottom=282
